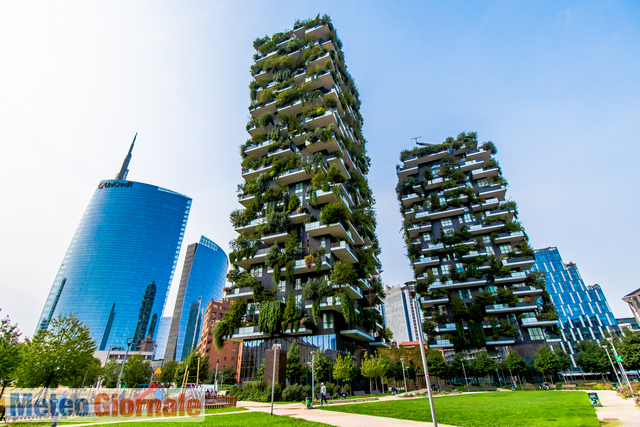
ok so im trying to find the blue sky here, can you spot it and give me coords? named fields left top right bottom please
left=1, top=0, right=639, bottom=336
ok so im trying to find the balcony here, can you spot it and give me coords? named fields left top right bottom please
left=494, top=231, right=525, bottom=244
left=241, top=164, right=271, bottom=181
left=423, top=177, right=445, bottom=191
left=305, top=70, right=336, bottom=92
left=397, top=164, right=418, bottom=180
left=331, top=241, right=358, bottom=263
left=261, top=231, right=289, bottom=245
left=305, top=221, right=353, bottom=244
left=545, top=333, right=563, bottom=343
left=267, top=147, right=295, bottom=160
left=277, top=99, right=303, bottom=117
left=413, top=256, right=440, bottom=272
left=468, top=222, right=504, bottom=235
left=435, top=323, right=458, bottom=332
left=304, top=108, right=337, bottom=130
left=420, top=295, right=449, bottom=308
left=305, top=135, right=341, bottom=154
left=415, top=206, right=465, bottom=221
left=459, top=159, right=485, bottom=172
left=306, top=51, right=332, bottom=71
left=485, top=207, right=515, bottom=222
left=485, top=302, right=538, bottom=313
left=485, top=337, right=516, bottom=346
left=502, top=256, right=535, bottom=271
left=229, top=326, right=270, bottom=342
left=401, top=193, right=422, bottom=207
left=471, top=197, right=499, bottom=211
left=466, top=149, right=491, bottom=162
left=331, top=283, right=363, bottom=300
left=289, top=212, right=306, bottom=224
left=370, top=340, right=391, bottom=348
left=511, top=285, right=543, bottom=297
left=235, top=216, right=266, bottom=234
left=494, top=271, right=527, bottom=284
left=283, top=325, right=313, bottom=335
left=249, top=99, right=277, bottom=118
left=305, top=296, right=361, bottom=314
left=430, top=278, right=488, bottom=290
left=402, top=149, right=450, bottom=168
left=224, top=287, right=255, bottom=301
left=406, top=222, right=432, bottom=237
left=237, top=193, right=256, bottom=208
left=429, top=339, right=454, bottom=348
left=276, top=258, right=332, bottom=275
left=478, top=185, right=506, bottom=201
left=274, top=167, right=315, bottom=185
left=244, top=140, right=272, bottom=158
left=521, top=317, right=559, bottom=328
left=472, top=167, right=500, bottom=180
left=422, top=242, right=444, bottom=253
left=233, top=248, right=268, bottom=269
left=340, top=325, right=374, bottom=342
left=327, top=156, right=352, bottom=178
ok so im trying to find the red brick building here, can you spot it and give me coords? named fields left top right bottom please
left=196, top=299, right=240, bottom=380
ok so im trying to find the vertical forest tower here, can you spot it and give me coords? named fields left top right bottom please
left=396, top=133, right=561, bottom=361
left=221, top=15, right=385, bottom=381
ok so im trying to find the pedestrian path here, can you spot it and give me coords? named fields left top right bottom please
left=594, top=390, right=639, bottom=425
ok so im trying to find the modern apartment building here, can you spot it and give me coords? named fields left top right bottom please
left=622, top=288, right=640, bottom=328
left=530, top=247, right=619, bottom=367
left=165, top=236, right=228, bottom=361
left=396, top=133, right=560, bottom=360
left=222, top=15, right=385, bottom=381
left=196, top=299, right=240, bottom=375
left=383, top=284, right=424, bottom=344
left=37, top=137, right=191, bottom=351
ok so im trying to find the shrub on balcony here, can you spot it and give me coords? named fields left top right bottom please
left=496, top=288, right=518, bottom=306
left=320, top=202, right=350, bottom=224
left=498, top=321, right=517, bottom=337
left=482, top=141, right=497, bottom=154
left=214, top=300, right=247, bottom=348
left=302, top=277, right=331, bottom=323
left=282, top=294, right=303, bottom=332
left=257, top=111, right=274, bottom=129
left=259, top=300, right=284, bottom=334
left=287, top=193, right=300, bottom=212
left=325, top=163, right=346, bottom=183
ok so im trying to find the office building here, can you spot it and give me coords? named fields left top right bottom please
left=617, top=317, right=640, bottom=333
left=165, top=236, right=228, bottom=361
left=224, top=16, right=385, bottom=381
left=530, top=247, right=620, bottom=367
left=622, top=288, right=640, bottom=328
left=154, top=316, right=172, bottom=360
left=383, top=284, right=423, bottom=344
left=396, top=133, right=560, bottom=360
left=37, top=138, right=192, bottom=351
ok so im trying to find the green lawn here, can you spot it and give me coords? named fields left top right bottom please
left=205, top=406, right=248, bottom=413
left=97, top=412, right=330, bottom=426
left=322, top=391, right=599, bottom=427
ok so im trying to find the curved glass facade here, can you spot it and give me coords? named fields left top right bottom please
left=37, top=180, right=191, bottom=351
left=166, top=236, right=228, bottom=361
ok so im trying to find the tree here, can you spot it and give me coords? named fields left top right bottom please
left=618, top=332, right=640, bottom=371
left=426, top=351, right=449, bottom=384
left=75, top=357, right=103, bottom=388
left=16, top=314, right=96, bottom=388
left=257, top=360, right=265, bottom=381
left=0, top=312, right=22, bottom=398
left=450, top=353, right=470, bottom=381
left=361, top=352, right=378, bottom=392
left=554, top=348, right=572, bottom=373
left=471, top=351, right=496, bottom=384
left=500, top=350, right=527, bottom=385
left=313, top=349, right=332, bottom=382
left=160, top=360, right=178, bottom=386
left=102, top=360, right=120, bottom=388
left=173, top=352, right=209, bottom=385
left=218, top=365, right=237, bottom=386
left=575, top=341, right=609, bottom=376
left=329, top=261, right=355, bottom=291
left=122, top=354, right=152, bottom=387
left=286, top=342, right=303, bottom=384
left=534, top=345, right=558, bottom=382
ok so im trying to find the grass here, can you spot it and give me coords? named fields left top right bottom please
left=322, top=391, right=600, bottom=427
left=205, top=406, right=248, bottom=413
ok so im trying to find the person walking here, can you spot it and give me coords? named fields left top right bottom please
left=320, top=383, right=328, bottom=406
left=51, top=393, right=67, bottom=427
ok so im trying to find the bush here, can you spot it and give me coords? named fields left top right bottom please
left=230, top=381, right=282, bottom=402
left=320, top=203, right=350, bottom=224
left=282, top=383, right=312, bottom=401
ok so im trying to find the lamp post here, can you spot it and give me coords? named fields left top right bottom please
left=270, top=343, right=281, bottom=415
left=606, top=338, right=632, bottom=392
left=400, top=358, right=408, bottom=393
left=309, top=351, right=316, bottom=408
left=214, top=357, right=220, bottom=391
left=602, top=345, right=622, bottom=385
left=117, top=338, right=134, bottom=389
left=410, top=289, right=437, bottom=427
left=461, top=358, right=469, bottom=387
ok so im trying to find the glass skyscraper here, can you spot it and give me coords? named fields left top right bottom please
left=37, top=139, right=192, bottom=351
left=530, top=247, right=619, bottom=367
left=165, top=236, right=228, bottom=361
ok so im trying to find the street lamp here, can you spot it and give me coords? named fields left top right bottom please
left=214, top=357, right=220, bottom=391
left=461, top=357, right=469, bottom=387
left=606, top=338, right=633, bottom=392
left=117, top=338, right=134, bottom=389
left=602, top=345, right=622, bottom=385
left=309, top=351, right=316, bottom=408
left=270, top=343, right=281, bottom=415
left=400, top=358, right=408, bottom=393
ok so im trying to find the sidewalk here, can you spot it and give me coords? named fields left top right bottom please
left=594, top=390, right=639, bottom=425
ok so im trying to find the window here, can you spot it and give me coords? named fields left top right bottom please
left=441, top=219, right=453, bottom=227
left=438, top=305, right=447, bottom=314
left=459, top=289, right=471, bottom=299
left=225, top=348, right=228, bottom=352
left=320, top=237, right=326, bottom=249
left=464, top=213, right=474, bottom=223
left=422, top=232, right=431, bottom=242
left=482, top=236, right=491, bottom=244
left=487, top=285, right=498, bottom=295
left=455, top=263, right=463, bottom=272
left=323, top=312, right=334, bottom=329
left=295, top=294, right=302, bottom=309
left=224, top=357, right=227, bottom=361
left=295, top=278, right=302, bottom=290
left=277, top=280, right=286, bottom=293
left=485, top=246, right=495, bottom=255
left=231, top=357, right=235, bottom=361
left=499, top=244, right=512, bottom=254
left=251, top=265, right=263, bottom=278
left=528, top=327, right=544, bottom=340
left=295, top=183, right=303, bottom=193
left=441, top=264, right=451, bottom=275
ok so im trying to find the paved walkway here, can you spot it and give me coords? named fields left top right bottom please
left=594, top=390, right=639, bottom=425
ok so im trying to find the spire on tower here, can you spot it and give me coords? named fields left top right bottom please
left=115, top=133, right=136, bottom=180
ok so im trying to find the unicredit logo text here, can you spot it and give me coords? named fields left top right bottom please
left=98, top=181, right=133, bottom=189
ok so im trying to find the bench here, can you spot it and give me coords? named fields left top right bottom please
left=317, top=393, right=333, bottom=401
left=562, top=384, right=577, bottom=389
left=521, top=385, right=536, bottom=390
left=484, top=386, right=497, bottom=391
left=370, top=390, right=382, bottom=395
left=353, top=391, right=366, bottom=397
left=205, top=395, right=237, bottom=408
left=465, top=386, right=478, bottom=391
left=442, top=386, right=453, bottom=392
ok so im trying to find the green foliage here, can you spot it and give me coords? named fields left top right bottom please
left=502, top=350, right=527, bottom=375
left=426, top=351, right=450, bottom=379
left=0, top=312, right=21, bottom=396
left=160, top=359, right=178, bottom=385
left=173, top=352, right=208, bottom=385
left=101, top=360, right=120, bottom=388
left=287, top=193, right=300, bottom=212
left=338, top=293, right=357, bottom=325
left=313, top=349, right=332, bottom=382
left=618, top=331, right=640, bottom=370
left=282, top=383, right=312, bottom=402
left=471, top=350, right=496, bottom=377
left=16, top=313, right=96, bottom=388
left=286, top=342, right=303, bottom=384
left=575, top=340, right=610, bottom=375
left=215, top=300, right=247, bottom=348
left=282, top=294, right=303, bottom=332
left=496, top=288, right=518, bottom=306
left=122, top=354, right=153, bottom=387
left=320, top=202, right=351, bottom=224
left=258, top=300, right=284, bottom=334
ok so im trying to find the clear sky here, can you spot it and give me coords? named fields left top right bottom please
left=1, top=0, right=639, bottom=337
